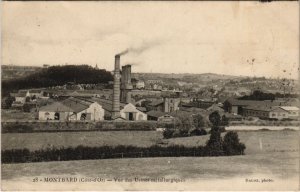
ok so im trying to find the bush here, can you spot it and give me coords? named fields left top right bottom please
left=205, top=126, right=223, bottom=156
left=2, top=123, right=34, bottom=133
left=190, top=128, right=207, bottom=136
left=192, top=114, right=206, bottom=129
left=208, top=126, right=226, bottom=134
left=2, top=96, right=15, bottom=109
left=179, top=129, right=189, bottom=137
left=163, top=129, right=175, bottom=139
left=222, top=131, right=246, bottom=155
left=209, top=111, right=221, bottom=126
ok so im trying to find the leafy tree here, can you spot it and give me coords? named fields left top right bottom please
left=223, top=131, right=246, bottom=155
left=2, top=65, right=113, bottom=97
left=2, top=95, right=15, bottom=109
left=239, top=90, right=275, bottom=101
left=163, top=129, right=174, bottom=139
left=31, top=95, right=37, bottom=100
left=221, top=115, right=229, bottom=126
left=192, top=114, right=205, bottom=129
left=209, top=111, right=221, bottom=127
left=190, top=128, right=207, bottom=136
left=23, top=103, right=31, bottom=112
left=206, top=111, right=223, bottom=155
left=25, top=97, right=31, bottom=103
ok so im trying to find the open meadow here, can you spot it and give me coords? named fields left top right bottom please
left=1, top=129, right=299, bottom=155
left=1, top=129, right=299, bottom=190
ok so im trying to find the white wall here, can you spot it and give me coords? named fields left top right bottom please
left=15, top=97, right=26, bottom=104
left=120, top=103, right=147, bottom=121
left=39, top=102, right=105, bottom=121
left=77, top=102, right=105, bottom=121
left=39, top=111, right=56, bottom=120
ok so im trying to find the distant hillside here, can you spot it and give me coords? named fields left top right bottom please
left=133, top=72, right=240, bottom=81
left=2, top=65, right=113, bottom=96
left=1, top=65, right=42, bottom=80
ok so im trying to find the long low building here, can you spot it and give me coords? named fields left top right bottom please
left=243, top=106, right=299, bottom=120
left=38, top=97, right=105, bottom=121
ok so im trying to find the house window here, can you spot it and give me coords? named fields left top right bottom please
left=54, top=112, right=60, bottom=120
left=80, top=113, right=87, bottom=120
left=272, top=113, right=276, bottom=117
left=128, top=112, right=134, bottom=121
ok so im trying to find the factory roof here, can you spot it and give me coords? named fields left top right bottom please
left=148, top=99, right=164, bottom=106
left=225, top=98, right=286, bottom=107
left=243, top=106, right=288, bottom=112
left=279, top=106, right=299, bottom=111
left=147, top=110, right=166, bottom=118
left=88, top=98, right=126, bottom=112
left=39, top=97, right=94, bottom=112
left=11, top=92, right=27, bottom=98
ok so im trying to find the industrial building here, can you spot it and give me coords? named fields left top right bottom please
left=38, top=97, right=105, bottom=121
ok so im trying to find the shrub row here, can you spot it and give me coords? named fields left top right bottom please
left=163, top=128, right=207, bottom=139
left=1, top=143, right=243, bottom=164
left=2, top=121, right=162, bottom=133
left=230, top=120, right=300, bottom=126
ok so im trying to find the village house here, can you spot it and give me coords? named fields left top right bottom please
left=131, top=78, right=145, bottom=89
left=10, top=91, right=29, bottom=104
left=147, top=110, right=166, bottom=121
left=279, top=106, right=300, bottom=120
left=120, top=103, right=147, bottom=121
left=146, top=97, right=181, bottom=113
left=38, top=97, right=105, bottom=121
left=146, top=110, right=175, bottom=122
left=90, top=98, right=147, bottom=121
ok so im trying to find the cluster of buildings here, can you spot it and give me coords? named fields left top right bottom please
left=5, top=53, right=300, bottom=123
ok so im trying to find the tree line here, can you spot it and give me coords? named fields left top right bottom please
left=2, top=65, right=113, bottom=96
left=239, top=90, right=298, bottom=101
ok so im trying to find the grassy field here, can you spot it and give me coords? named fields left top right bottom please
left=1, top=109, right=37, bottom=121
left=1, top=130, right=299, bottom=190
left=2, top=130, right=299, bottom=156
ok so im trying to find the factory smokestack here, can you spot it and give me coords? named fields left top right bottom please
left=121, top=65, right=133, bottom=103
left=112, top=55, right=121, bottom=119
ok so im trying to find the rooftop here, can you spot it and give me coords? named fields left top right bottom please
left=39, top=97, right=94, bottom=112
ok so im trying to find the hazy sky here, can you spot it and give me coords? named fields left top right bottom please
left=2, top=1, right=299, bottom=79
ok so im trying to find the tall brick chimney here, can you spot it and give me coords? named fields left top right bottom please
left=112, top=55, right=121, bottom=119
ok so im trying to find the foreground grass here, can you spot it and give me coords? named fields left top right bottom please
left=2, top=130, right=299, bottom=156
left=1, top=130, right=299, bottom=190
left=2, top=151, right=298, bottom=180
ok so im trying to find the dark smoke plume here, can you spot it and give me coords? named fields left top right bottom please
left=116, top=49, right=129, bottom=56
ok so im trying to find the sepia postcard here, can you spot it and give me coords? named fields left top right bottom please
left=1, top=0, right=299, bottom=191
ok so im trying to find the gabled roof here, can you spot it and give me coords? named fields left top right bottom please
left=148, top=99, right=164, bottom=106
left=181, top=107, right=208, bottom=114
left=88, top=98, right=126, bottom=112
left=280, top=106, right=299, bottom=111
left=39, top=101, right=73, bottom=112
left=136, top=107, right=147, bottom=112
left=244, top=106, right=287, bottom=112
left=147, top=110, right=166, bottom=118
left=206, top=104, right=224, bottom=112
left=225, top=98, right=288, bottom=107
left=11, top=92, right=27, bottom=97
left=39, top=97, right=94, bottom=113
